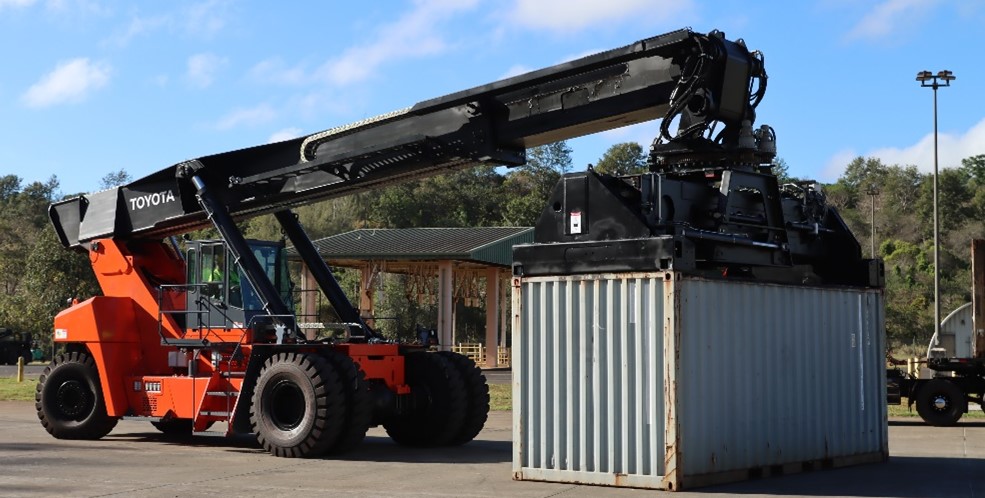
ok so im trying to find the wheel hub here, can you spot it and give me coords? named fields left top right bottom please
left=932, top=395, right=950, bottom=411
left=56, top=380, right=92, bottom=419
left=269, top=379, right=305, bottom=430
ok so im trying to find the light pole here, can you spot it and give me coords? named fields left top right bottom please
left=916, top=69, right=955, bottom=341
left=866, top=183, right=879, bottom=258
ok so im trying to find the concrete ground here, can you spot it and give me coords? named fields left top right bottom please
left=1, top=400, right=983, bottom=498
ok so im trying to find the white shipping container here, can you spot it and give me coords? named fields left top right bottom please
left=512, top=271, right=887, bottom=491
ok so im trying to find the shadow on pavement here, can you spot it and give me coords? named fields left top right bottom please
left=103, top=431, right=511, bottom=464
left=703, top=456, right=984, bottom=496
left=889, top=419, right=985, bottom=427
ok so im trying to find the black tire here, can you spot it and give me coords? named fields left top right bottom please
left=437, top=352, right=489, bottom=445
left=323, top=349, right=373, bottom=453
left=250, top=352, right=346, bottom=458
left=36, top=352, right=118, bottom=439
left=384, top=352, right=466, bottom=447
left=916, top=379, right=967, bottom=426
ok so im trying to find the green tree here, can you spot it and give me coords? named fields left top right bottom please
left=594, top=142, right=646, bottom=176
left=836, top=156, right=889, bottom=209
left=959, top=154, right=985, bottom=185
left=99, top=169, right=132, bottom=189
left=501, top=141, right=572, bottom=226
left=916, top=168, right=970, bottom=237
left=0, top=176, right=60, bottom=295
left=771, top=157, right=795, bottom=183
left=13, top=225, right=100, bottom=353
left=370, top=166, right=504, bottom=228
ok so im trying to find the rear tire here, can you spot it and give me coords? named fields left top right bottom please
left=36, top=352, right=118, bottom=439
left=916, top=379, right=966, bottom=426
left=438, top=352, right=489, bottom=445
left=250, top=352, right=346, bottom=458
left=384, top=352, right=466, bottom=447
left=323, top=349, right=373, bottom=453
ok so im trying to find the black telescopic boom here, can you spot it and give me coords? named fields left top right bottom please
left=49, top=28, right=765, bottom=249
left=274, top=210, right=381, bottom=341
left=187, top=171, right=292, bottom=321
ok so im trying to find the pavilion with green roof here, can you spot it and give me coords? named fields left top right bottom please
left=289, top=227, right=533, bottom=366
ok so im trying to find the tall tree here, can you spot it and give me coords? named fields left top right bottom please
left=13, top=225, right=100, bottom=353
left=837, top=156, right=889, bottom=209
left=771, top=157, right=795, bottom=183
left=594, top=142, right=646, bottom=176
left=916, top=167, right=970, bottom=237
left=959, top=154, right=985, bottom=185
left=501, top=141, right=572, bottom=226
left=99, top=169, right=132, bottom=189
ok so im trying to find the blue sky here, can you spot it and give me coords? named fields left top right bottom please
left=1, top=0, right=983, bottom=195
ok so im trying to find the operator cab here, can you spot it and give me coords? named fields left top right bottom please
left=184, top=240, right=293, bottom=331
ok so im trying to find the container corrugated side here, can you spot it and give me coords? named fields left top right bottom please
left=512, top=273, right=666, bottom=489
left=512, top=272, right=888, bottom=491
left=671, top=277, right=888, bottom=488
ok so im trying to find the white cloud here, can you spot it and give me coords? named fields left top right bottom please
left=600, top=121, right=660, bottom=145
left=22, top=58, right=110, bottom=108
left=104, top=15, right=170, bottom=47
left=0, top=0, right=37, bottom=9
left=103, top=1, right=229, bottom=47
left=821, top=149, right=861, bottom=182
left=558, top=48, right=603, bottom=64
left=44, top=0, right=110, bottom=15
left=248, top=58, right=310, bottom=86
left=184, top=0, right=229, bottom=38
left=845, top=0, right=940, bottom=41
left=186, top=53, right=227, bottom=88
left=214, top=103, right=277, bottom=130
left=316, top=0, right=480, bottom=86
left=268, top=127, right=303, bottom=143
left=823, top=117, right=985, bottom=180
left=500, top=64, right=531, bottom=79
left=870, top=118, right=985, bottom=170
left=507, top=0, right=693, bottom=32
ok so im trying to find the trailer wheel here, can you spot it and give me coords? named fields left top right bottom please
left=437, top=352, right=489, bottom=445
left=35, top=352, right=118, bottom=439
left=915, top=379, right=967, bottom=426
left=250, top=352, right=346, bottom=458
left=322, top=350, right=373, bottom=453
left=384, top=352, right=466, bottom=447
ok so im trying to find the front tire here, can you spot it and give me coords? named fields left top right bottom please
left=250, top=352, right=346, bottom=457
left=916, top=379, right=967, bottom=426
left=36, top=352, right=118, bottom=439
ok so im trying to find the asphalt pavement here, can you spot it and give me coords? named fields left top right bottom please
left=1, top=398, right=984, bottom=497
left=0, top=365, right=44, bottom=378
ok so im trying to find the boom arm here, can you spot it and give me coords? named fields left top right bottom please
left=50, top=29, right=766, bottom=248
